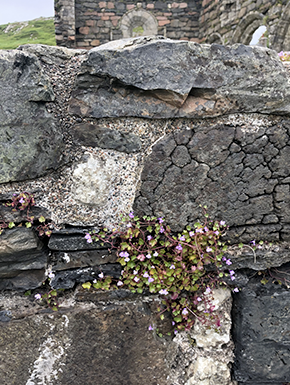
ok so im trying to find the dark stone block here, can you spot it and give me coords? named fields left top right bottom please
left=48, top=233, right=106, bottom=251
left=71, top=122, right=142, bottom=153
left=232, top=272, right=290, bottom=384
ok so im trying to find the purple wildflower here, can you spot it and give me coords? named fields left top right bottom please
left=129, top=212, right=134, bottom=219
left=153, top=251, right=158, bottom=257
left=117, top=281, right=123, bottom=286
left=176, top=244, right=183, bottom=251
left=19, top=197, right=25, bottom=204
left=233, top=287, right=239, bottom=293
left=174, top=330, right=178, bottom=335
left=146, top=254, right=151, bottom=259
left=85, top=233, right=92, bottom=243
left=206, top=246, right=213, bottom=252
left=124, top=257, right=130, bottom=262
left=133, top=270, right=138, bottom=275
left=229, top=270, right=235, bottom=276
left=143, top=272, right=149, bottom=278
left=220, top=220, right=226, bottom=226
left=134, top=276, right=140, bottom=282
left=179, top=235, right=185, bottom=241
left=148, top=277, right=154, bottom=283
left=159, top=289, right=168, bottom=295
left=170, top=264, right=175, bottom=269
left=231, top=276, right=236, bottom=281
left=196, top=228, right=203, bottom=233
left=205, top=287, right=211, bottom=294
left=189, top=231, right=195, bottom=237
left=222, top=256, right=227, bottom=261
left=182, top=308, right=188, bottom=315
left=158, top=217, right=164, bottom=223
left=48, top=272, right=55, bottom=279
left=197, top=297, right=202, bottom=302
left=119, top=251, right=129, bottom=258
left=34, top=293, right=42, bottom=300
left=159, top=226, right=165, bottom=233
left=226, top=259, right=232, bottom=265
left=172, top=321, right=175, bottom=326
left=148, top=324, right=153, bottom=331
left=204, top=226, right=209, bottom=232
left=147, top=235, right=152, bottom=241
left=98, top=272, right=104, bottom=279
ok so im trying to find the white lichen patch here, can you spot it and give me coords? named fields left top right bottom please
left=26, top=315, right=71, bottom=385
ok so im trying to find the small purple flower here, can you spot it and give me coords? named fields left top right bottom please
left=124, top=257, right=130, bottom=262
left=34, top=293, right=42, bottom=300
left=98, top=272, right=104, bottom=279
left=117, top=281, right=123, bottom=286
left=19, top=197, right=25, bottom=204
left=176, top=244, right=183, bottom=251
left=147, top=235, right=152, bottom=241
left=204, top=226, right=209, bottom=232
left=174, top=330, right=178, bottom=335
left=133, top=270, right=138, bottom=275
left=179, top=235, right=185, bottom=241
left=229, top=270, right=235, bottom=276
left=206, top=246, right=213, bottom=252
left=196, top=228, right=203, bottom=233
left=222, top=256, right=227, bottom=261
left=159, top=226, right=164, bottom=233
left=251, top=240, right=256, bottom=246
left=231, top=276, right=236, bottom=281
left=182, top=308, right=188, bottom=315
left=172, top=321, right=175, bottom=326
left=153, top=251, right=158, bottom=257
left=205, top=287, right=211, bottom=294
left=226, top=259, right=232, bottom=265
left=189, top=231, right=195, bottom=237
left=48, top=272, right=55, bottom=279
left=220, top=220, right=226, bottom=226
left=146, top=254, right=151, bottom=259
left=119, top=251, right=129, bottom=258
left=159, top=289, right=168, bottom=295
left=127, top=223, right=132, bottom=228
left=148, top=324, right=153, bottom=331
left=197, top=297, right=202, bottom=302
left=170, top=264, right=175, bottom=270
left=129, top=212, right=134, bottom=219
left=148, top=277, right=155, bottom=283
left=134, top=276, right=140, bottom=282
left=143, top=272, right=149, bottom=278
left=150, top=265, right=155, bottom=269
left=158, top=217, right=164, bottom=224
left=278, top=51, right=284, bottom=57
left=85, top=233, right=93, bottom=243
left=214, top=230, right=219, bottom=236
left=233, top=287, right=239, bottom=293
left=93, top=279, right=97, bottom=283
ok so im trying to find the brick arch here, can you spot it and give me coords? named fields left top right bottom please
left=119, top=8, right=158, bottom=39
left=271, top=0, right=290, bottom=51
left=232, top=12, right=264, bottom=45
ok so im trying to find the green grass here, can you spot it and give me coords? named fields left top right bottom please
left=0, top=17, right=56, bottom=50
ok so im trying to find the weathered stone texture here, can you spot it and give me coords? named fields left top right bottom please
left=0, top=50, right=63, bottom=184
left=69, top=38, right=290, bottom=119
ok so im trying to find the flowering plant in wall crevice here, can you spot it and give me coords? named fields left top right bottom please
left=83, top=207, right=239, bottom=335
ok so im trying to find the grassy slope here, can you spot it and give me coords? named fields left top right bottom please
left=0, top=17, right=56, bottom=49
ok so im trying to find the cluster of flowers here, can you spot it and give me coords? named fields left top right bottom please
left=83, top=210, right=239, bottom=333
left=278, top=51, right=290, bottom=61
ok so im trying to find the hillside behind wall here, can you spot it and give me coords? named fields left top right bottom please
left=1, top=38, right=290, bottom=384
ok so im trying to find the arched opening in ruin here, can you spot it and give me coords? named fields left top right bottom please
left=232, top=12, right=264, bottom=45
left=119, top=9, right=158, bottom=39
left=250, top=25, right=268, bottom=47
left=272, top=0, right=290, bottom=51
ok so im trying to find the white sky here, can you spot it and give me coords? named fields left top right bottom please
left=250, top=25, right=267, bottom=45
left=0, top=0, right=54, bottom=25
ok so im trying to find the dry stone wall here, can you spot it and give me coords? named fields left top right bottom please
left=1, top=38, right=290, bottom=384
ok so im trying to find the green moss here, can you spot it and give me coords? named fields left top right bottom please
left=0, top=18, right=56, bottom=50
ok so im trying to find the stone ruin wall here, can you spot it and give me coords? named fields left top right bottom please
left=55, top=0, right=290, bottom=51
left=1, top=38, right=290, bottom=384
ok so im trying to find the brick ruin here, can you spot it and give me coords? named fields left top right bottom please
left=55, top=0, right=290, bottom=50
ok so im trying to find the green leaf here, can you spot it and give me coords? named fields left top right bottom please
left=24, top=290, right=31, bottom=296
left=50, top=290, right=57, bottom=296
left=39, top=216, right=46, bottom=223
left=8, top=222, right=15, bottom=229
left=82, top=282, right=92, bottom=289
left=52, top=306, right=58, bottom=312
left=160, top=314, right=165, bottom=321
left=238, top=243, right=244, bottom=248
left=25, top=222, right=32, bottom=228
left=260, top=278, right=268, bottom=285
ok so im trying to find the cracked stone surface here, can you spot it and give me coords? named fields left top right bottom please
left=134, top=118, right=290, bottom=242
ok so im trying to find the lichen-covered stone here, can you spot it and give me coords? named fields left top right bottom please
left=0, top=50, right=63, bottom=184
left=69, top=37, right=290, bottom=119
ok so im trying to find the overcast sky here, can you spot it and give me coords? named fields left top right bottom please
left=0, top=0, right=54, bottom=25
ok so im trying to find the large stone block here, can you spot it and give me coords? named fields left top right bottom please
left=69, top=36, right=290, bottom=119
left=0, top=50, right=63, bottom=183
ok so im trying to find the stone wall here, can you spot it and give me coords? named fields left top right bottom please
left=55, top=0, right=201, bottom=48
left=1, top=38, right=290, bottom=384
left=54, top=0, right=290, bottom=50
